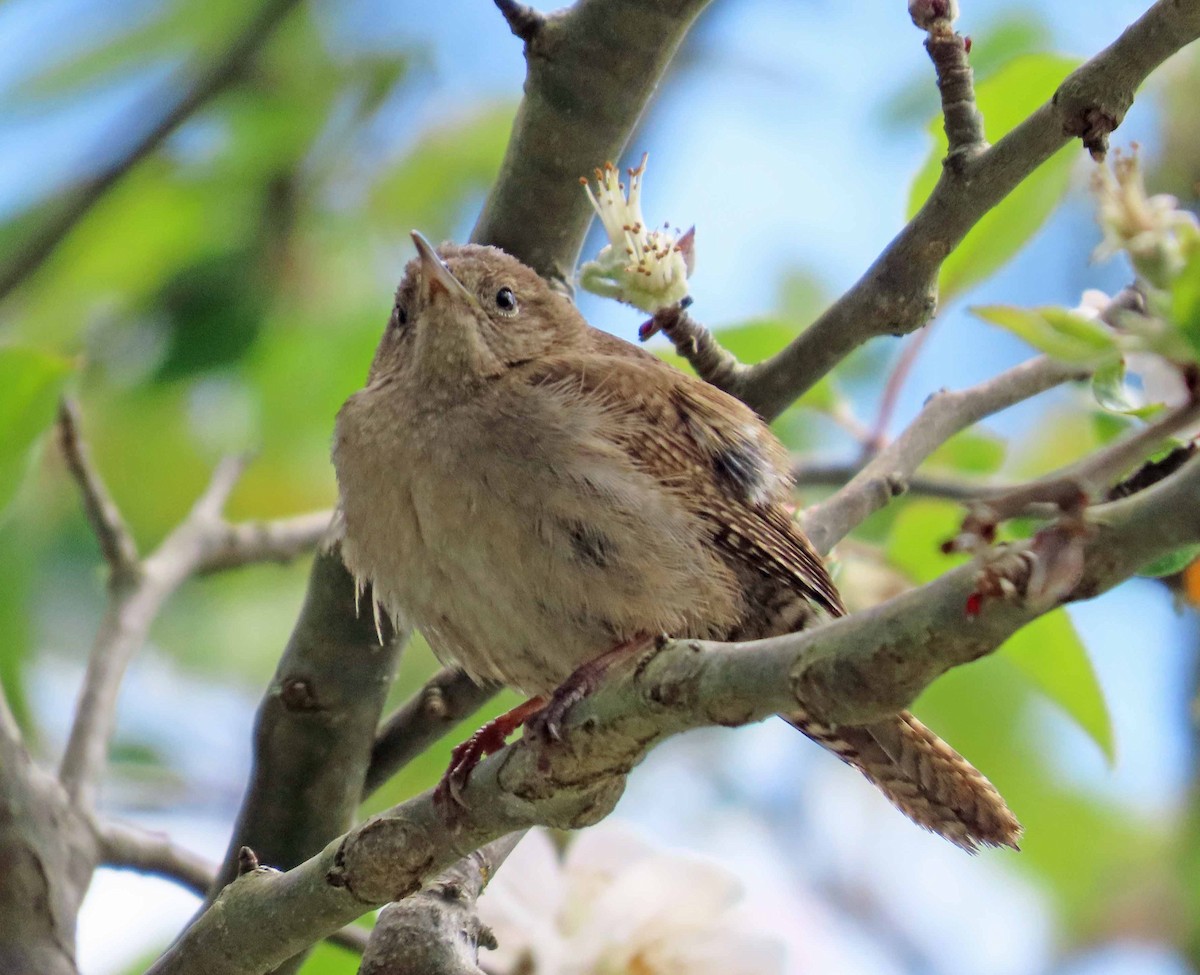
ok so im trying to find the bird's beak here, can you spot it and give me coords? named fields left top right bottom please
left=411, top=231, right=477, bottom=307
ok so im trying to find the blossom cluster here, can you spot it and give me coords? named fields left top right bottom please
left=476, top=825, right=784, bottom=975
left=578, top=154, right=694, bottom=313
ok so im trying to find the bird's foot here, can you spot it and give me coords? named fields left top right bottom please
left=528, top=633, right=657, bottom=743
left=434, top=695, right=546, bottom=813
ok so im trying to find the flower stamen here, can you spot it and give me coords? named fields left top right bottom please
left=578, top=153, right=694, bottom=313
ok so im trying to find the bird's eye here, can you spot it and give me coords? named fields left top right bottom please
left=495, top=287, right=518, bottom=315
left=390, top=303, right=408, bottom=331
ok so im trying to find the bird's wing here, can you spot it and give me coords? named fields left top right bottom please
left=520, top=349, right=844, bottom=620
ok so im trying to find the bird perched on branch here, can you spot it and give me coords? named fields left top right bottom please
left=333, top=232, right=1021, bottom=851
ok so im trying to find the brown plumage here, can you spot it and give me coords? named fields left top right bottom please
left=333, top=235, right=1021, bottom=851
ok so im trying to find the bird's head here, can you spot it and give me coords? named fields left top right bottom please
left=367, top=232, right=588, bottom=392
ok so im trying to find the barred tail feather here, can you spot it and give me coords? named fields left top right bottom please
left=785, top=709, right=1022, bottom=852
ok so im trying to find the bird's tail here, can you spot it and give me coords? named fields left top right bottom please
left=785, top=709, right=1021, bottom=852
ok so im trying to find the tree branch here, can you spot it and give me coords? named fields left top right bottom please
left=356, top=834, right=523, bottom=975
left=195, top=510, right=332, bottom=575
left=472, top=0, right=714, bottom=290
left=207, top=550, right=406, bottom=975
left=95, top=820, right=370, bottom=955
left=730, top=0, right=1200, bottom=420
left=797, top=384, right=1200, bottom=535
left=364, top=669, right=499, bottom=799
left=97, top=820, right=214, bottom=896
left=800, top=356, right=1088, bottom=554
left=792, top=461, right=1002, bottom=501
left=55, top=402, right=335, bottom=815
left=962, top=391, right=1200, bottom=525
left=493, top=0, right=546, bottom=43
left=0, top=749, right=95, bottom=975
left=0, top=0, right=304, bottom=304
left=910, top=0, right=986, bottom=161
left=58, top=452, right=252, bottom=810
left=145, top=452, right=1200, bottom=975
left=641, top=304, right=751, bottom=397
left=14, top=407, right=335, bottom=972
left=56, top=400, right=139, bottom=584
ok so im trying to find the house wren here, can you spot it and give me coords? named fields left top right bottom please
left=333, top=233, right=1021, bottom=851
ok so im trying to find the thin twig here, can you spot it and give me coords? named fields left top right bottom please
left=59, top=453, right=253, bottom=809
left=798, top=386, right=1200, bottom=524
left=912, top=0, right=987, bottom=163
left=96, top=820, right=369, bottom=955
left=97, top=820, right=215, bottom=895
left=188, top=455, right=250, bottom=525
left=57, top=399, right=139, bottom=584
left=640, top=304, right=750, bottom=397
left=196, top=510, right=331, bottom=575
left=493, top=0, right=545, bottom=43
left=364, top=670, right=500, bottom=799
left=792, top=461, right=1002, bottom=502
left=864, top=322, right=938, bottom=455
left=801, top=356, right=1086, bottom=554
left=965, top=391, right=1200, bottom=525
left=0, top=0, right=304, bottom=304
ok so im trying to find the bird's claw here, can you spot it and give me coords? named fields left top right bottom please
left=527, top=683, right=590, bottom=744
left=434, top=727, right=501, bottom=817
left=433, top=696, right=547, bottom=820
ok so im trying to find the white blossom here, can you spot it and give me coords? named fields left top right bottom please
left=579, top=154, right=694, bottom=313
left=476, top=824, right=785, bottom=975
left=1092, top=147, right=1199, bottom=288
left=1070, top=288, right=1114, bottom=322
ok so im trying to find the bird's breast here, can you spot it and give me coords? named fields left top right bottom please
left=333, top=383, right=740, bottom=694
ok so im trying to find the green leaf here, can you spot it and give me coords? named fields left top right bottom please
left=1089, top=358, right=1160, bottom=417
left=15, top=0, right=258, bottom=103
left=0, top=531, right=34, bottom=731
left=999, top=609, right=1114, bottom=764
left=1091, top=359, right=1131, bottom=413
left=708, top=319, right=796, bottom=362
left=967, top=11, right=1053, bottom=78
left=973, top=305, right=1117, bottom=362
left=927, top=428, right=1007, bottom=474
left=913, top=646, right=1144, bottom=933
left=717, top=319, right=841, bottom=413
left=1138, top=543, right=1200, bottom=578
left=886, top=499, right=969, bottom=585
left=0, top=347, right=74, bottom=520
left=155, top=250, right=266, bottom=381
left=907, top=54, right=1082, bottom=300
left=1091, top=409, right=1134, bottom=445
left=1039, top=307, right=1118, bottom=350
left=296, top=941, right=364, bottom=975
left=1171, top=246, right=1200, bottom=360
left=371, top=105, right=516, bottom=239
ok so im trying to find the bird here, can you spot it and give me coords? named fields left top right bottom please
left=332, top=231, right=1022, bottom=851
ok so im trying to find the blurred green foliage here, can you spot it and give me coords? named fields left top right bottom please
left=0, top=0, right=516, bottom=776
left=0, top=346, right=74, bottom=519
